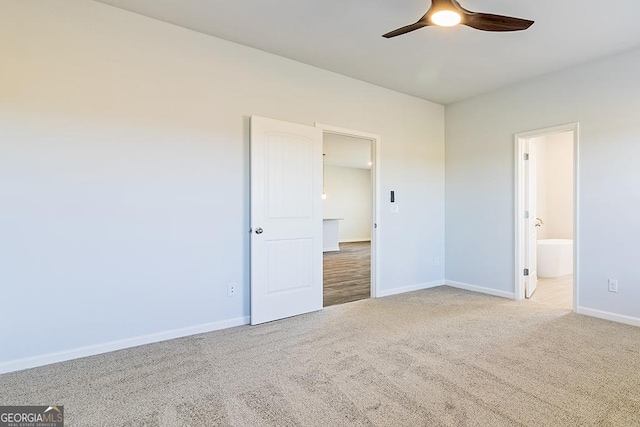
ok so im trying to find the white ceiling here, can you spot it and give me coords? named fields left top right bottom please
left=323, top=134, right=372, bottom=170
left=95, top=0, right=640, bottom=104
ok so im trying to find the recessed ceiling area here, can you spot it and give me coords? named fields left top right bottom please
left=323, top=134, right=372, bottom=170
left=94, top=0, right=640, bottom=104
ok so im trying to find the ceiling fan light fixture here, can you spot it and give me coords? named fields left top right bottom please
left=382, top=1, right=533, bottom=39
left=431, top=10, right=461, bottom=27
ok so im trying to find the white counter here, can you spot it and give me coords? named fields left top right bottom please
left=323, top=218, right=343, bottom=252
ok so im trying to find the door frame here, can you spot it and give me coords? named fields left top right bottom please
left=315, top=123, right=381, bottom=298
left=514, top=123, right=580, bottom=311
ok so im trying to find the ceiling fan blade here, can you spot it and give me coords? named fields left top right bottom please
left=463, top=13, right=534, bottom=32
left=382, top=21, right=430, bottom=38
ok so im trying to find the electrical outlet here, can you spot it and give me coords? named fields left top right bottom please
left=608, top=279, right=618, bottom=293
left=435, top=257, right=440, bottom=266
left=228, top=283, right=237, bottom=297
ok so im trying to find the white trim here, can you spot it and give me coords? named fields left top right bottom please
left=514, top=123, right=580, bottom=312
left=446, top=281, right=516, bottom=300
left=0, top=316, right=250, bottom=375
left=577, top=307, right=640, bottom=328
left=316, top=123, right=381, bottom=298
left=315, top=123, right=380, bottom=141
left=573, top=125, right=581, bottom=312
left=339, top=238, right=371, bottom=243
left=377, top=281, right=444, bottom=298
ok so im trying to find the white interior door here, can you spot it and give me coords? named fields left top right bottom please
left=525, top=139, right=538, bottom=298
left=251, top=116, right=323, bottom=325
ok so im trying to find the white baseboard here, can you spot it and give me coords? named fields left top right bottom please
left=377, top=280, right=444, bottom=298
left=0, top=316, right=250, bottom=375
left=577, top=307, right=640, bottom=328
left=445, top=281, right=516, bottom=300
left=339, top=239, right=371, bottom=243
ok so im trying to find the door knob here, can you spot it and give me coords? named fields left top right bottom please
left=255, top=227, right=264, bottom=234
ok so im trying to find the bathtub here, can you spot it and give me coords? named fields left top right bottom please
left=537, top=239, right=573, bottom=278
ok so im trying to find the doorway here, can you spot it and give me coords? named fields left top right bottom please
left=316, top=123, right=380, bottom=307
left=515, top=123, right=579, bottom=311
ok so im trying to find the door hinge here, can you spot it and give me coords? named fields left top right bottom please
left=524, top=153, right=530, bottom=161
left=374, top=223, right=378, bottom=229
left=524, top=268, right=529, bottom=276
left=524, top=211, right=530, bottom=219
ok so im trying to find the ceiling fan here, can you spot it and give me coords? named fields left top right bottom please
left=383, top=0, right=534, bottom=38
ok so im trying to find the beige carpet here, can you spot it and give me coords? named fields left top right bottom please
left=1, top=286, right=639, bottom=426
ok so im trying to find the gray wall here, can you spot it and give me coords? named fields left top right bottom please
left=0, top=0, right=445, bottom=367
left=535, top=132, right=574, bottom=240
left=323, top=166, right=372, bottom=242
left=446, top=48, right=640, bottom=318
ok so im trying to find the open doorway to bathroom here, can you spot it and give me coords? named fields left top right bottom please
left=316, top=124, right=379, bottom=307
left=515, top=124, right=578, bottom=311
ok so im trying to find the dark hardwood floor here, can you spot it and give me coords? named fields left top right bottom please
left=323, top=241, right=371, bottom=307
